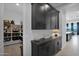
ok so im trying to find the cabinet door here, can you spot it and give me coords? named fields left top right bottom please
left=58, top=37, right=62, bottom=50
left=51, top=15, right=57, bottom=29
left=54, top=37, right=62, bottom=53
left=38, top=43, right=50, bottom=56
left=32, top=4, right=46, bottom=29
left=46, top=12, right=59, bottom=29
left=48, top=40, right=55, bottom=55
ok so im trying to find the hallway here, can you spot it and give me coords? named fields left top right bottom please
left=56, top=35, right=79, bottom=56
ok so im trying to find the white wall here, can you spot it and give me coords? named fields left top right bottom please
left=0, top=4, right=4, bottom=56
left=3, top=11, right=22, bottom=25
left=3, top=8, right=22, bottom=25
left=60, top=9, right=66, bottom=49
left=23, top=3, right=33, bottom=56
left=57, top=5, right=67, bottom=49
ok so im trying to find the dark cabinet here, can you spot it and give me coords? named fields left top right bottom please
left=38, top=41, right=51, bottom=56
left=31, top=38, right=52, bottom=56
left=66, top=33, right=72, bottom=41
left=31, top=37, right=62, bottom=56
left=32, top=3, right=59, bottom=29
left=54, top=37, right=62, bottom=53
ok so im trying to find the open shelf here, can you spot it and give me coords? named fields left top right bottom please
left=4, top=20, right=23, bottom=45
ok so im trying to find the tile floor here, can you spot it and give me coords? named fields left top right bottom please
left=56, top=35, right=79, bottom=56
left=4, top=43, right=22, bottom=56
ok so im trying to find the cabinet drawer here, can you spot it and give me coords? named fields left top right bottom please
left=54, top=38, right=62, bottom=53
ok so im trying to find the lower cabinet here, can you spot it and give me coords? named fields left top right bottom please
left=66, top=33, right=72, bottom=41
left=54, top=37, right=62, bottom=54
left=38, top=42, right=51, bottom=56
left=31, top=37, right=62, bottom=56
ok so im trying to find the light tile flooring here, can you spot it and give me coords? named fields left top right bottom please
left=56, top=35, right=79, bottom=56
left=4, top=43, right=22, bottom=56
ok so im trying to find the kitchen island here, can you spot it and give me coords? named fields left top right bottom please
left=66, top=32, right=72, bottom=41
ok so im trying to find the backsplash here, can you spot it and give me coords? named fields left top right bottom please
left=32, top=30, right=52, bottom=40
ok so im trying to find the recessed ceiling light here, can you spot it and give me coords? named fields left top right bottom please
left=40, top=4, right=49, bottom=11
left=16, top=3, right=19, bottom=6
left=44, top=4, right=49, bottom=9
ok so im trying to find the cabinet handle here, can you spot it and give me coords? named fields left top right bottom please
left=57, top=41, right=59, bottom=45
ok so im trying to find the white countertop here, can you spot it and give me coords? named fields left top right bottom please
left=66, top=32, right=72, bottom=34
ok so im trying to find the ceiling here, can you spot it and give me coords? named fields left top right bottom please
left=4, top=3, right=79, bottom=15
left=50, top=3, right=69, bottom=9
left=4, top=3, right=69, bottom=14
left=65, top=3, right=79, bottom=13
left=4, top=3, right=23, bottom=15
left=3, top=3, right=71, bottom=14
left=51, top=3, right=79, bottom=12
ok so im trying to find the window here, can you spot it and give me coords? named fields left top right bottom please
left=66, top=23, right=71, bottom=31
left=73, top=23, right=77, bottom=32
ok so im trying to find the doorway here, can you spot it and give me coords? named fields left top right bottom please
left=66, top=22, right=77, bottom=42
left=3, top=3, right=23, bottom=56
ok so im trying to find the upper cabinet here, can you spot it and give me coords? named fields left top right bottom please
left=32, top=3, right=59, bottom=30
